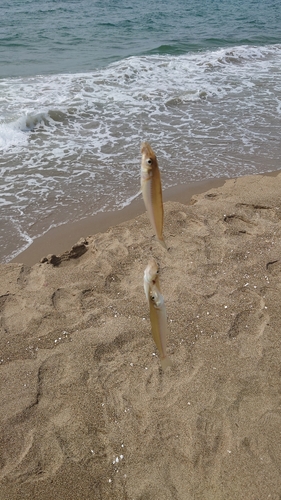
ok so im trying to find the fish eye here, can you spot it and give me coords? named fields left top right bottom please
left=146, top=159, right=152, bottom=165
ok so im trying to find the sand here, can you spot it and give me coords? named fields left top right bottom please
left=1, top=171, right=281, bottom=499
left=11, top=177, right=226, bottom=268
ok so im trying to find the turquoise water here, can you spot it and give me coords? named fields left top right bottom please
left=1, top=0, right=280, bottom=78
left=1, top=0, right=281, bottom=262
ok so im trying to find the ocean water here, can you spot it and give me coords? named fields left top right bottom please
left=1, top=0, right=281, bottom=263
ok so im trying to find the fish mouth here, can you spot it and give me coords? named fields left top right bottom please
left=140, top=141, right=155, bottom=158
left=140, top=141, right=148, bottom=154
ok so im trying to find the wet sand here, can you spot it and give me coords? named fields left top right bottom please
left=1, top=170, right=281, bottom=499
left=12, top=177, right=226, bottom=267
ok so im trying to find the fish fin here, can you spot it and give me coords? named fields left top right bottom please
left=160, top=356, right=172, bottom=372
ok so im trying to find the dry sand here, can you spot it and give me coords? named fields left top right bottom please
left=1, top=171, right=281, bottom=499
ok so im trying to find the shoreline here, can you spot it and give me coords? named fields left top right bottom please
left=11, top=176, right=227, bottom=267
left=11, top=169, right=281, bottom=267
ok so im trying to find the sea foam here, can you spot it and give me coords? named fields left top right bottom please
left=1, top=44, right=281, bottom=262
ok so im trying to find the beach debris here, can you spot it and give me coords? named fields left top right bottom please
left=40, top=238, right=89, bottom=266
left=144, top=259, right=172, bottom=371
left=140, top=142, right=166, bottom=248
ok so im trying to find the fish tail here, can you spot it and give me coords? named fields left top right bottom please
left=157, top=238, right=167, bottom=250
left=160, top=356, right=172, bottom=372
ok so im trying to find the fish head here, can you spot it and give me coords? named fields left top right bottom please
left=144, top=258, right=159, bottom=284
left=141, top=142, right=158, bottom=176
left=144, top=258, right=159, bottom=302
left=150, top=288, right=164, bottom=309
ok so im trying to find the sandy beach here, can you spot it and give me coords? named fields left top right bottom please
left=10, top=177, right=226, bottom=268
left=1, top=170, right=281, bottom=499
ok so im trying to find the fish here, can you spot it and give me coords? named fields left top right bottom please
left=149, top=287, right=172, bottom=371
left=143, top=258, right=160, bottom=303
left=140, top=142, right=166, bottom=249
left=144, top=259, right=172, bottom=371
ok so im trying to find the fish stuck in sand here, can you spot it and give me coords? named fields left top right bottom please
left=144, top=259, right=172, bottom=371
left=140, top=142, right=167, bottom=249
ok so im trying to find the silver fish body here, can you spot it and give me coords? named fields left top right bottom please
left=144, top=259, right=172, bottom=371
left=149, top=287, right=172, bottom=371
left=141, top=142, right=166, bottom=248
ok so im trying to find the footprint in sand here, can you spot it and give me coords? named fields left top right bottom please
left=228, top=289, right=269, bottom=358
